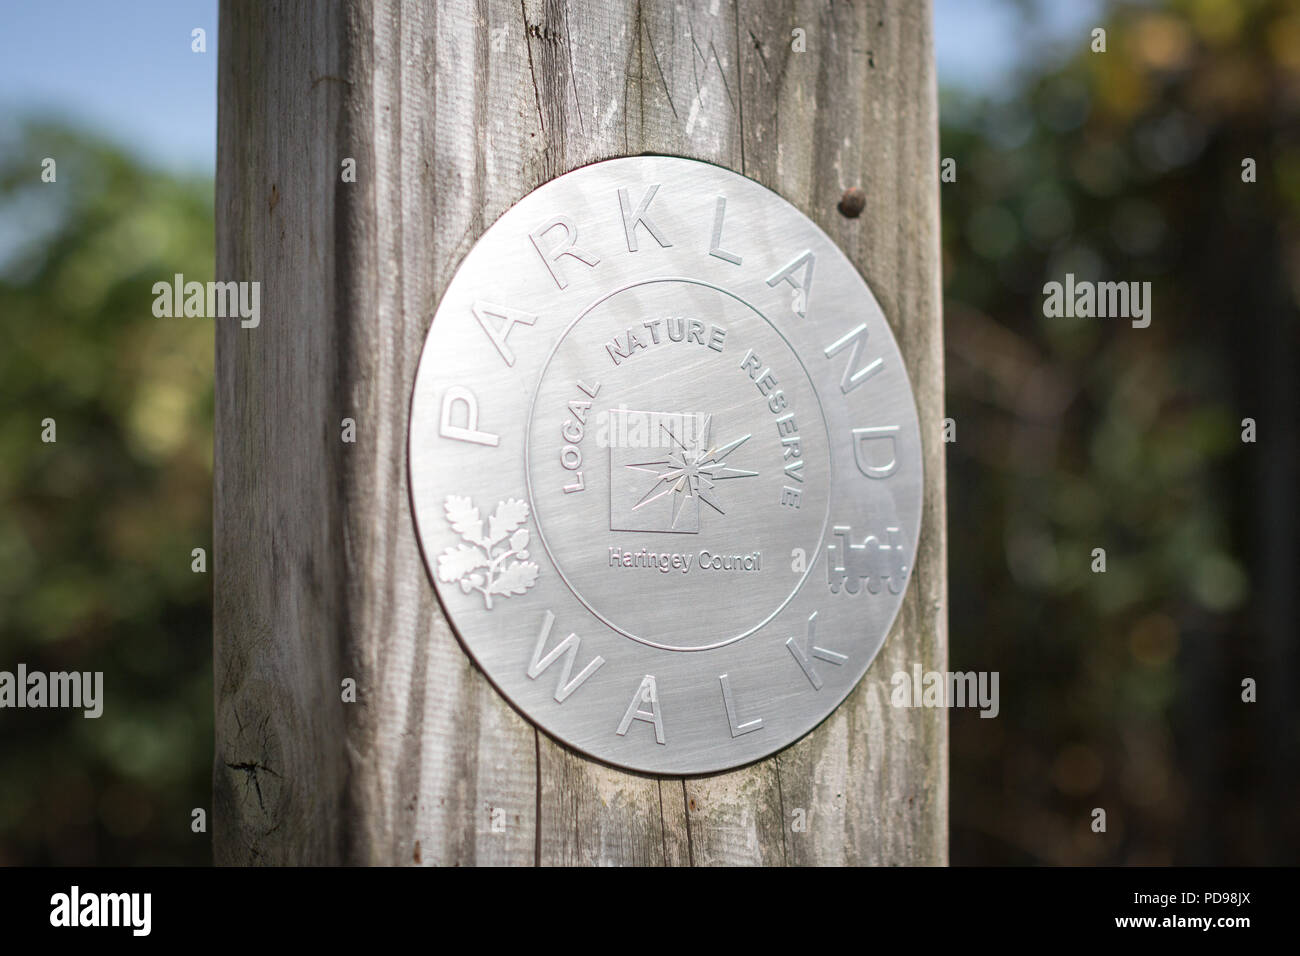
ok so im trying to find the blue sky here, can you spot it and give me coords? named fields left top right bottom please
left=0, top=0, right=1100, bottom=174
left=0, top=0, right=218, bottom=172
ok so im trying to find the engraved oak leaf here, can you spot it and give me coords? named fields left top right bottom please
left=444, top=495, right=483, bottom=542
left=437, top=494, right=538, bottom=609
left=490, top=561, right=539, bottom=597
left=487, top=497, right=530, bottom=545
left=437, top=543, right=489, bottom=583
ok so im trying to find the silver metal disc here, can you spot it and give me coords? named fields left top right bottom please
left=409, top=156, right=922, bottom=775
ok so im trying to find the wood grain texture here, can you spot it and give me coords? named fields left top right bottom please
left=215, top=0, right=945, bottom=865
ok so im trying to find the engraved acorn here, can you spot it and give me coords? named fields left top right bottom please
left=511, top=529, right=530, bottom=562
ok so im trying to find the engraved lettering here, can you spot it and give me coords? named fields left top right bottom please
left=738, top=349, right=808, bottom=488
left=528, top=610, right=606, bottom=702
left=562, top=381, right=599, bottom=494
left=472, top=300, right=538, bottom=367
left=766, top=250, right=815, bottom=317
left=607, top=320, right=724, bottom=366
left=605, top=336, right=631, bottom=365
left=604, top=328, right=653, bottom=365
left=824, top=323, right=884, bottom=393
left=709, top=196, right=743, bottom=265
left=719, top=673, right=764, bottom=736
left=567, top=399, right=591, bottom=425
left=529, top=215, right=600, bottom=290
left=618, top=184, right=672, bottom=251
left=439, top=385, right=499, bottom=446
left=852, top=425, right=900, bottom=478
left=785, top=611, right=847, bottom=690
left=698, top=550, right=762, bottom=571
left=607, top=547, right=699, bottom=573
left=616, top=675, right=665, bottom=744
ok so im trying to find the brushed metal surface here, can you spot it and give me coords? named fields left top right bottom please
left=409, top=156, right=923, bottom=775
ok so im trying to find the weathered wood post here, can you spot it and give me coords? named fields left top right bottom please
left=215, top=0, right=945, bottom=865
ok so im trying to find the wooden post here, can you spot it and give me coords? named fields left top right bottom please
left=215, top=0, right=946, bottom=865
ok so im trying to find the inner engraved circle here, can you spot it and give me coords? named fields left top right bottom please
left=524, top=277, right=834, bottom=652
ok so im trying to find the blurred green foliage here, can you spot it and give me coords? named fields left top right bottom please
left=0, top=123, right=213, bottom=864
left=943, top=0, right=1298, bottom=863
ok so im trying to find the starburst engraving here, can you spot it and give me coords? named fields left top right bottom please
left=624, top=414, right=758, bottom=531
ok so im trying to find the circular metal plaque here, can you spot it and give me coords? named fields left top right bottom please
left=410, top=156, right=922, bottom=775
